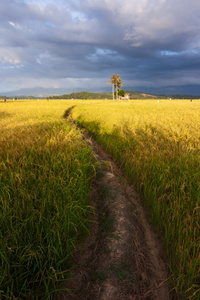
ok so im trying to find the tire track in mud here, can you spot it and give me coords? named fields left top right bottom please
left=62, top=112, right=172, bottom=299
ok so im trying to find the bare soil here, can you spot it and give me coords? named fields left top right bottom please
left=60, top=124, right=172, bottom=299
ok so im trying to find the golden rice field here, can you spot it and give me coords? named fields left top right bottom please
left=0, top=100, right=96, bottom=299
left=71, top=99, right=200, bottom=299
left=0, top=99, right=199, bottom=299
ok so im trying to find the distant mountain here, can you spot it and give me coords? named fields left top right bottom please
left=52, top=91, right=200, bottom=100
left=124, top=90, right=158, bottom=99
left=141, top=84, right=200, bottom=96
left=49, top=90, right=160, bottom=99
left=0, top=87, right=76, bottom=98
left=1, top=88, right=159, bottom=99
left=49, top=91, right=113, bottom=99
left=1, top=87, right=200, bottom=99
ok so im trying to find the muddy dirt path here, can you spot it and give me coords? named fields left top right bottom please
left=61, top=127, right=172, bottom=299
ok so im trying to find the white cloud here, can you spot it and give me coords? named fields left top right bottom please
left=0, top=48, right=22, bottom=64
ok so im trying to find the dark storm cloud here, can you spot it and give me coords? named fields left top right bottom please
left=1, top=0, right=200, bottom=94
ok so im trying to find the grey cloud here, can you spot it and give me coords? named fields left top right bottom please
left=0, top=0, right=200, bottom=94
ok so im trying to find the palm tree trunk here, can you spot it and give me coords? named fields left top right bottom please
left=112, top=83, right=114, bottom=100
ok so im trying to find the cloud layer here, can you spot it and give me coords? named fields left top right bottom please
left=1, top=0, right=200, bottom=94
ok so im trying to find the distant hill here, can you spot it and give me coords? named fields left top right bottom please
left=50, top=91, right=113, bottom=99
left=48, top=91, right=160, bottom=100
left=0, top=87, right=72, bottom=98
left=1, top=87, right=200, bottom=99
left=48, top=90, right=200, bottom=99
left=124, top=91, right=158, bottom=99
left=162, top=94, right=200, bottom=99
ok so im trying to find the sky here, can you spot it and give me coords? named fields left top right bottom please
left=1, top=0, right=200, bottom=95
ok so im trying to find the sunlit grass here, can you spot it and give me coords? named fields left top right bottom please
left=0, top=100, right=96, bottom=299
left=1, top=99, right=199, bottom=299
left=72, top=99, right=200, bottom=299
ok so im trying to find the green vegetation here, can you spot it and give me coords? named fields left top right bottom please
left=48, top=91, right=113, bottom=100
left=0, top=99, right=199, bottom=299
left=47, top=91, right=200, bottom=100
left=71, top=99, right=200, bottom=299
left=0, top=100, right=96, bottom=298
left=48, top=90, right=159, bottom=100
left=1, top=90, right=200, bottom=100
left=118, top=89, right=125, bottom=97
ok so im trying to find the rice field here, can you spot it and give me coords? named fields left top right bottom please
left=0, top=99, right=199, bottom=299
left=0, top=100, right=96, bottom=299
left=71, top=99, right=200, bottom=299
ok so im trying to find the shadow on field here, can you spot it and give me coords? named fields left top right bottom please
left=0, top=111, right=13, bottom=118
left=0, top=118, right=96, bottom=299
left=63, top=105, right=76, bottom=119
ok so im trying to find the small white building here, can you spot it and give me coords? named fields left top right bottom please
left=120, top=93, right=130, bottom=100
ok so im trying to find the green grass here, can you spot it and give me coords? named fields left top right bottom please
left=71, top=99, right=200, bottom=299
left=1, top=99, right=200, bottom=299
left=0, top=100, right=96, bottom=299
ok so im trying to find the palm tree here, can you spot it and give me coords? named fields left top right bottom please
left=115, top=75, right=123, bottom=100
left=107, top=74, right=116, bottom=100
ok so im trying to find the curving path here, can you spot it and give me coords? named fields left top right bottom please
left=61, top=119, right=172, bottom=299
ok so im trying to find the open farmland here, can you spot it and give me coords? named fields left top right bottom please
left=0, top=99, right=199, bottom=299
left=71, top=99, right=200, bottom=299
left=0, top=100, right=96, bottom=298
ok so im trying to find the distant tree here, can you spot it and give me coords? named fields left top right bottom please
left=115, top=75, right=123, bottom=100
left=107, top=74, right=116, bottom=100
left=107, top=74, right=123, bottom=100
left=118, top=89, right=125, bottom=97
left=4, top=97, right=6, bottom=102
